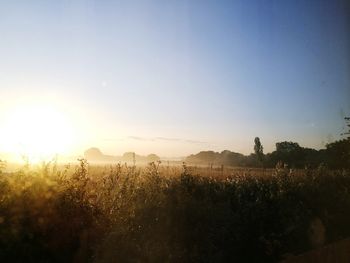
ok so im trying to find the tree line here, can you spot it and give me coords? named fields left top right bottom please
left=186, top=118, right=350, bottom=169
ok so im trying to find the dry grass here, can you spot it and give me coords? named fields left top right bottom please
left=0, top=160, right=350, bottom=262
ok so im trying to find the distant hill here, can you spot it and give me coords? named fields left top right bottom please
left=84, top=148, right=160, bottom=163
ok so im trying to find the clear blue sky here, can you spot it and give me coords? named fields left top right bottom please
left=0, top=0, right=349, bottom=156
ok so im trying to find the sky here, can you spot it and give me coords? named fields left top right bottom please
left=0, top=0, right=349, bottom=158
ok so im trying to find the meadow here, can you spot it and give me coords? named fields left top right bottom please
left=1, top=160, right=350, bottom=262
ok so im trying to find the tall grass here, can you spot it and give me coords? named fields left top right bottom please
left=0, top=161, right=350, bottom=262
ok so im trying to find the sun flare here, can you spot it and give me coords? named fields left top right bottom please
left=0, top=102, right=75, bottom=162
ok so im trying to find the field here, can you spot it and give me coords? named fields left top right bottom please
left=1, top=160, right=350, bottom=262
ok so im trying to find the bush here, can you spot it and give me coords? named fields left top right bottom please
left=1, top=161, right=350, bottom=262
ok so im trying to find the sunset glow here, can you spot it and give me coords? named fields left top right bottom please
left=0, top=101, right=75, bottom=162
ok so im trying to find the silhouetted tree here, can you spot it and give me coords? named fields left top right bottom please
left=254, top=137, right=264, bottom=165
left=342, top=117, right=350, bottom=139
left=325, top=139, right=350, bottom=169
left=275, top=141, right=300, bottom=153
left=324, top=116, right=350, bottom=169
left=271, top=141, right=306, bottom=168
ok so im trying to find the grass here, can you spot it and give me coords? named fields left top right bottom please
left=0, top=160, right=350, bottom=262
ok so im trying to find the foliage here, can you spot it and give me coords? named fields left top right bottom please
left=341, top=117, right=350, bottom=138
left=186, top=138, right=350, bottom=169
left=325, top=139, right=350, bottom=169
left=1, top=161, right=350, bottom=262
left=254, top=137, right=264, bottom=165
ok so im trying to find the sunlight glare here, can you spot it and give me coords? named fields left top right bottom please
left=1, top=102, right=75, bottom=162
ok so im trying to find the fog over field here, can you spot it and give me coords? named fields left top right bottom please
left=0, top=0, right=349, bottom=262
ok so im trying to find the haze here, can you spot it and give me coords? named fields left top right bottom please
left=0, top=0, right=349, bottom=158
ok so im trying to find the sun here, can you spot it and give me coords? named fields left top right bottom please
left=0, top=102, right=75, bottom=163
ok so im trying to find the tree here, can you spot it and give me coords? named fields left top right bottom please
left=275, top=141, right=301, bottom=153
left=271, top=141, right=305, bottom=168
left=325, top=116, right=350, bottom=169
left=84, top=147, right=104, bottom=160
left=325, top=139, right=350, bottom=169
left=341, top=117, right=350, bottom=139
left=254, top=137, right=264, bottom=164
left=147, top=154, right=160, bottom=162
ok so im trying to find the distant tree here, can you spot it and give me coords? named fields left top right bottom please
left=273, top=141, right=305, bottom=168
left=122, top=152, right=138, bottom=162
left=147, top=154, right=160, bottom=162
left=341, top=117, right=350, bottom=139
left=84, top=147, right=104, bottom=160
left=185, top=151, right=220, bottom=164
left=254, top=137, right=264, bottom=165
left=324, top=116, right=350, bottom=169
left=275, top=141, right=301, bottom=153
left=325, top=139, right=350, bottom=169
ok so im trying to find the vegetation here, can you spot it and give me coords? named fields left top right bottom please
left=254, top=137, right=264, bottom=166
left=1, top=159, right=350, bottom=262
left=84, top=148, right=160, bottom=163
left=186, top=138, right=350, bottom=169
